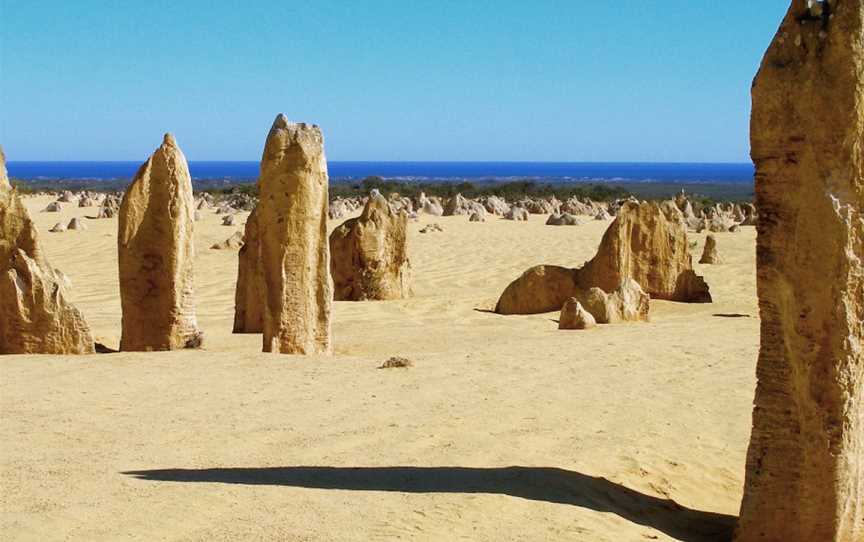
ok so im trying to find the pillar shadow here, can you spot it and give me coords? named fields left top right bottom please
left=124, top=465, right=735, bottom=541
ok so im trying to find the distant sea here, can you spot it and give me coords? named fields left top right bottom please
left=7, top=161, right=753, bottom=184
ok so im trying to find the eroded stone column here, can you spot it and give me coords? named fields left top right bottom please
left=737, top=1, right=864, bottom=540
left=258, top=115, right=332, bottom=354
left=118, top=134, right=202, bottom=351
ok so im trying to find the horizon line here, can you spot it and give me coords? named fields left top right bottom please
left=7, top=159, right=754, bottom=165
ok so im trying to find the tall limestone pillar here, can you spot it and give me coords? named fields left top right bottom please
left=258, top=114, right=332, bottom=354
left=737, top=1, right=863, bottom=541
left=118, top=134, right=203, bottom=351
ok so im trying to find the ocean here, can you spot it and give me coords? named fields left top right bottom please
left=6, top=161, right=754, bottom=184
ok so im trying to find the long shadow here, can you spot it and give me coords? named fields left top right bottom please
left=124, top=465, right=735, bottom=541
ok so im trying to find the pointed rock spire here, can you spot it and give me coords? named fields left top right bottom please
left=118, top=134, right=202, bottom=351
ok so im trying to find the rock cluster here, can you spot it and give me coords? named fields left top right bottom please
left=0, top=147, right=94, bottom=354
left=330, top=190, right=412, bottom=300
left=257, top=114, right=332, bottom=354
left=495, top=201, right=711, bottom=315
left=581, top=278, right=649, bottom=324
left=117, top=134, right=203, bottom=351
left=736, top=3, right=864, bottom=541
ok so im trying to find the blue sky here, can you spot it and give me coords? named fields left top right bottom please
left=1, top=0, right=789, bottom=162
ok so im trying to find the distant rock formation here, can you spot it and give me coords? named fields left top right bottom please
left=232, top=207, right=264, bottom=333
left=96, top=195, right=120, bottom=218
left=736, top=2, right=864, bottom=541
left=546, top=213, right=580, bottom=226
left=0, top=147, right=94, bottom=354
left=67, top=217, right=87, bottom=231
left=483, top=195, right=509, bottom=215
left=504, top=206, right=529, bottom=221
left=698, top=234, right=722, bottom=264
left=329, top=198, right=350, bottom=220
left=330, top=190, right=412, bottom=300
left=258, top=114, right=332, bottom=354
left=418, top=193, right=444, bottom=216
left=443, top=193, right=473, bottom=216
left=211, top=231, right=244, bottom=250
left=594, top=209, right=612, bottom=221
left=117, top=134, right=202, bottom=351
left=496, top=201, right=711, bottom=314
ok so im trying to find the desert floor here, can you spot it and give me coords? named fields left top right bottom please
left=1, top=196, right=758, bottom=542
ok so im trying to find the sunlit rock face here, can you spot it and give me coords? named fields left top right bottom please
left=736, top=1, right=864, bottom=541
left=118, top=134, right=202, bottom=351
left=257, top=114, right=332, bottom=355
left=0, top=146, right=94, bottom=355
left=330, top=190, right=412, bottom=301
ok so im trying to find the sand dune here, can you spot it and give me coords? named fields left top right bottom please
left=1, top=195, right=758, bottom=541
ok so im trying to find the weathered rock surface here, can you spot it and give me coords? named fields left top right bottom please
left=117, top=134, right=202, bottom=351
left=504, top=206, right=529, bottom=221
left=0, top=147, right=8, bottom=190
left=232, top=207, right=264, bottom=333
left=495, top=201, right=711, bottom=314
left=211, top=231, right=244, bottom=250
left=495, top=265, right=579, bottom=315
left=0, top=148, right=94, bottom=354
left=330, top=190, right=412, bottom=300
left=418, top=193, right=444, bottom=216
left=483, top=195, right=510, bottom=215
left=329, top=198, right=350, bottom=220
left=546, top=213, right=581, bottom=226
left=736, top=2, right=864, bottom=541
left=258, top=114, right=332, bottom=354
left=443, top=193, right=473, bottom=216
left=57, top=191, right=76, bottom=203
left=699, top=234, right=722, bottom=264
left=575, top=201, right=711, bottom=302
left=580, top=279, right=650, bottom=324
left=67, top=218, right=87, bottom=231
left=594, top=209, right=612, bottom=221
left=558, top=298, right=595, bottom=330
left=96, top=195, right=120, bottom=218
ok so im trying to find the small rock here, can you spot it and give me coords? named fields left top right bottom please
left=379, top=356, right=413, bottom=369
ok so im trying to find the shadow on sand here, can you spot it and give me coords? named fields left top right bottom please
left=124, top=465, right=735, bottom=541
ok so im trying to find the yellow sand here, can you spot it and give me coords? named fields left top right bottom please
left=1, top=195, right=758, bottom=541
